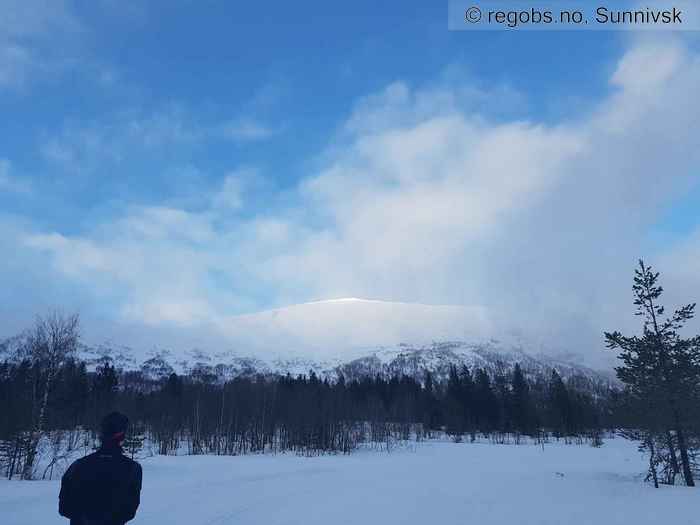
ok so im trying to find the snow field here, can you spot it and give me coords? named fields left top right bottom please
left=2, top=438, right=698, bottom=525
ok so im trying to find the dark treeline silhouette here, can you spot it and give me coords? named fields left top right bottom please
left=442, top=364, right=606, bottom=444
left=1, top=318, right=616, bottom=480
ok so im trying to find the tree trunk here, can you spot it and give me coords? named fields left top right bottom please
left=676, top=426, right=695, bottom=487
left=665, top=431, right=679, bottom=484
left=648, top=436, right=659, bottom=489
left=8, top=435, right=22, bottom=480
left=22, top=369, right=53, bottom=480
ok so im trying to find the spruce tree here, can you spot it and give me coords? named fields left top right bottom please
left=459, top=365, right=475, bottom=438
left=474, top=369, right=497, bottom=435
left=446, top=366, right=464, bottom=439
left=548, top=370, right=571, bottom=438
left=511, top=363, right=533, bottom=436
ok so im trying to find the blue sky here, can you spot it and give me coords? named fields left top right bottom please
left=2, top=1, right=622, bottom=211
left=1, top=1, right=699, bottom=361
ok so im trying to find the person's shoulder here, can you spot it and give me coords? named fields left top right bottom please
left=63, top=451, right=96, bottom=476
left=81, top=450, right=106, bottom=462
left=73, top=450, right=99, bottom=465
left=119, top=454, right=142, bottom=471
left=119, top=455, right=142, bottom=481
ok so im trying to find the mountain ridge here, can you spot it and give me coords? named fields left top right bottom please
left=0, top=299, right=617, bottom=392
left=73, top=339, right=618, bottom=396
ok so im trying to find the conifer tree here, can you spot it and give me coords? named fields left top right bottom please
left=445, top=366, right=464, bottom=439
left=605, top=260, right=700, bottom=487
left=511, top=363, right=533, bottom=436
left=459, top=365, right=475, bottom=438
left=474, top=369, right=498, bottom=434
left=548, top=370, right=571, bottom=438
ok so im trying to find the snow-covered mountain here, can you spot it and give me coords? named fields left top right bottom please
left=2, top=298, right=617, bottom=389
left=215, top=297, right=495, bottom=361
left=76, top=339, right=616, bottom=396
left=334, top=341, right=615, bottom=387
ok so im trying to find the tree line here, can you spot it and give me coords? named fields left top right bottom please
left=1, top=323, right=612, bottom=479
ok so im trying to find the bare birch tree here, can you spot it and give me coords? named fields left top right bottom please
left=21, top=312, right=80, bottom=479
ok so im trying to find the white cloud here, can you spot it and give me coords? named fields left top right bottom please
left=121, top=298, right=215, bottom=327
left=658, top=227, right=700, bottom=305
left=611, top=41, right=685, bottom=92
left=18, top=37, right=700, bottom=366
left=23, top=207, right=222, bottom=327
left=210, top=167, right=265, bottom=211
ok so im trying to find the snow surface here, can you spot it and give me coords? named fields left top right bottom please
left=2, top=438, right=698, bottom=525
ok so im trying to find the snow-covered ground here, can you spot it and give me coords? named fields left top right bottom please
left=2, top=438, right=697, bottom=525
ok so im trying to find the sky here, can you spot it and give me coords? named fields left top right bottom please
left=1, top=1, right=699, bottom=366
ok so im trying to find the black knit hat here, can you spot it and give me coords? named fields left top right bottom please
left=100, top=411, right=129, bottom=442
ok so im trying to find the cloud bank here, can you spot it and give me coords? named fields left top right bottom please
left=6, top=36, right=700, bottom=367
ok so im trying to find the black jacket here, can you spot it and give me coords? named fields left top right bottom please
left=59, top=447, right=142, bottom=525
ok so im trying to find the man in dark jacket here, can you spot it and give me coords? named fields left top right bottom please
left=59, top=412, right=143, bottom=525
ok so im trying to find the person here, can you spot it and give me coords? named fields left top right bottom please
left=59, top=412, right=143, bottom=525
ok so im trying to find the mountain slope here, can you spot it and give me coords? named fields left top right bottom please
left=72, top=338, right=617, bottom=398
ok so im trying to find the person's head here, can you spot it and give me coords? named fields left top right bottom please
left=100, top=411, right=129, bottom=447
